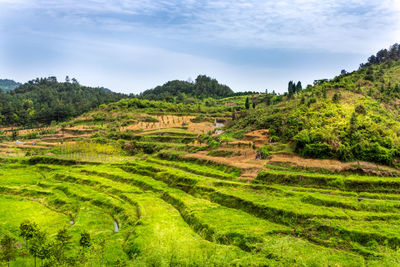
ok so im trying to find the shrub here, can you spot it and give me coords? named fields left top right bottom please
left=258, top=145, right=272, bottom=159
left=190, top=115, right=207, bottom=123
left=332, top=92, right=341, bottom=103
left=301, top=143, right=333, bottom=159
left=355, top=104, right=366, bottom=115
left=337, top=144, right=354, bottom=161
left=207, top=139, right=221, bottom=149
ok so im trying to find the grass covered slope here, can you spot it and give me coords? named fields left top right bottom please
left=228, top=59, right=400, bottom=165
left=3, top=44, right=400, bottom=266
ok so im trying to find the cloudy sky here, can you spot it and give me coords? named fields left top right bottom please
left=0, top=0, right=399, bottom=94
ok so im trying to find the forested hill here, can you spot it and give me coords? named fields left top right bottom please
left=138, top=75, right=234, bottom=102
left=0, top=77, right=127, bottom=126
left=0, top=79, right=21, bottom=91
left=228, top=44, right=400, bottom=166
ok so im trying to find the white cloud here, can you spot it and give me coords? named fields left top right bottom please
left=2, top=0, right=399, bottom=54
left=1, top=0, right=399, bottom=93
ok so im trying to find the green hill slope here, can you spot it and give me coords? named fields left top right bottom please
left=139, top=75, right=234, bottom=102
left=0, top=77, right=127, bottom=126
left=228, top=47, right=400, bottom=166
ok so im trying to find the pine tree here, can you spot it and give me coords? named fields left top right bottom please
left=245, top=97, right=250, bottom=109
left=296, top=81, right=302, bottom=93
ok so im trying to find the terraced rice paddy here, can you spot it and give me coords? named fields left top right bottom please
left=2, top=118, right=400, bottom=266
left=2, top=151, right=400, bottom=266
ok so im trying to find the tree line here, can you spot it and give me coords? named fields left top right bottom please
left=138, top=75, right=234, bottom=102
left=1, top=220, right=92, bottom=266
left=0, top=77, right=127, bottom=126
left=360, top=43, right=400, bottom=68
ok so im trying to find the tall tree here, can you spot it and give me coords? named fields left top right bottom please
left=245, top=97, right=250, bottom=109
left=295, top=81, right=302, bottom=93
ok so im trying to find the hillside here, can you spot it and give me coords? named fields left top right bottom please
left=228, top=55, right=400, bottom=166
left=2, top=90, right=400, bottom=265
left=138, top=75, right=234, bottom=102
left=0, top=77, right=127, bottom=126
left=0, top=78, right=21, bottom=91
left=3, top=45, right=400, bottom=266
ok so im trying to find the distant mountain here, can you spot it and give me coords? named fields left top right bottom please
left=100, top=87, right=112, bottom=93
left=0, top=77, right=127, bottom=126
left=139, top=75, right=234, bottom=102
left=0, top=79, right=21, bottom=91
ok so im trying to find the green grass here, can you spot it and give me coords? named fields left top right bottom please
left=2, top=156, right=400, bottom=265
left=0, top=195, right=69, bottom=236
left=256, top=169, right=400, bottom=193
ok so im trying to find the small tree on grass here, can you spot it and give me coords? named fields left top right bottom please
left=37, top=242, right=51, bottom=266
left=79, top=231, right=91, bottom=252
left=79, top=231, right=92, bottom=264
left=19, top=220, right=38, bottom=249
left=29, top=230, right=47, bottom=267
left=54, top=228, right=72, bottom=262
left=1, top=234, right=17, bottom=267
left=56, top=228, right=72, bottom=248
left=332, top=92, right=341, bottom=103
left=11, top=130, right=18, bottom=141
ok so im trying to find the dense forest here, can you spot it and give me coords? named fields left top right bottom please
left=0, top=77, right=127, bottom=126
left=0, top=79, right=21, bottom=92
left=138, top=75, right=234, bottom=102
left=0, top=75, right=241, bottom=126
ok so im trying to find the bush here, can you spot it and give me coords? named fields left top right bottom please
left=207, top=139, right=221, bottom=149
left=190, top=115, right=207, bottom=123
left=301, top=143, right=333, bottom=159
left=332, top=92, right=341, bottom=103
left=269, top=136, right=280, bottom=143
left=142, top=116, right=159, bottom=123
left=258, top=145, right=272, bottom=159
left=355, top=104, right=366, bottom=115
left=21, top=132, right=38, bottom=140
left=337, top=144, right=354, bottom=161
left=352, top=141, right=394, bottom=165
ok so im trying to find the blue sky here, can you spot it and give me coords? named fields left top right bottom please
left=0, top=0, right=399, bottom=94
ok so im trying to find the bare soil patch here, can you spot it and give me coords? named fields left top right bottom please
left=184, top=151, right=266, bottom=181
left=268, top=153, right=400, bottom=176
left=121, top=115, right=195, bottom=131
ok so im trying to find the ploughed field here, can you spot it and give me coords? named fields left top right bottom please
left=2, top=153, right=400, bottom=266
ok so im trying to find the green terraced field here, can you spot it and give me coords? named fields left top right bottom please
left=2, top=154, right=400, bottom=266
